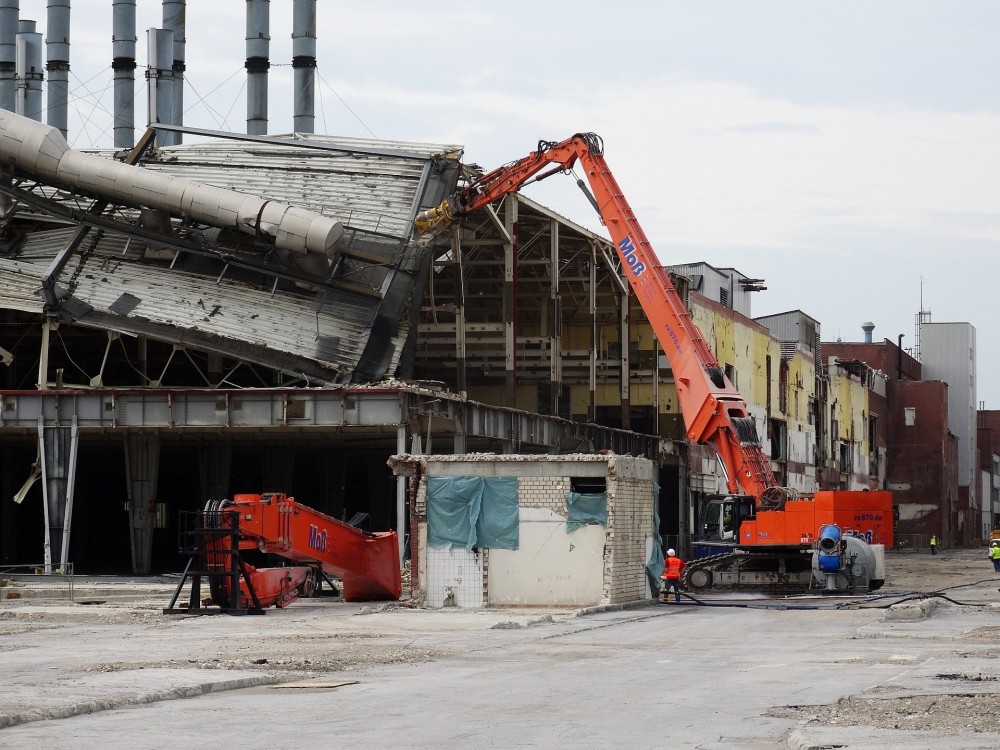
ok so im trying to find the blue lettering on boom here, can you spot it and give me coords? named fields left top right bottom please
left=308, top=524, right=327, bottom=553
left=617, top=236, right=647, bottom=277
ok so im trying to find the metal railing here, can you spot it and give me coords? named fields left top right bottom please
left=0, top=563, right=75, bottom=603
left=890, top=534, right=932, bottom=553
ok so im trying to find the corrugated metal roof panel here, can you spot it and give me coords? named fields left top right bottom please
left=86, top=133, right=463, bottom=239
left=2, top=228, right=410, bottom=381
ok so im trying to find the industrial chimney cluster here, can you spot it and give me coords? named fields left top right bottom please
left=0, top=0, right=318, bottom=148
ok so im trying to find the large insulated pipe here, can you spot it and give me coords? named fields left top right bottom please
left=0, top=0, right=18, bottom=112
left=0, top=109, right=344, bottom=255
left=291, top=0, right=315, bottom=133
left=245, top=0, right=269, bottom=135
left=45, top=0, right=70, bottom=138
left=15, top=19, right=43, bottom=120
left=161, top=0, right=184, bottom=146
left=112, top=0, right=136, bottom=148
left=146, top=28, right=173, bottom=143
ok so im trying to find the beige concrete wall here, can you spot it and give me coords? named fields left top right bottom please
left=408, top=454, right=656, bottom=608
left=487, top=508, right=605, bottom=606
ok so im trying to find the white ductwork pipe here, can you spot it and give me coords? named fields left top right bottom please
left=0, top=109, right=343, bottom=255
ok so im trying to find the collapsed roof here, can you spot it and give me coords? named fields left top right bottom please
left=0, top=112, right=462, bottom=385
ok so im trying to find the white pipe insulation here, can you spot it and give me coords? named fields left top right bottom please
left=0, top=109, right=343, bottom=255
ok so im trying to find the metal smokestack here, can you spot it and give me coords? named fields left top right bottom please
left=0, top=0, right=19, bottom=112
left=161, top=0, right=184, bottom=146
left=245, top=0, right=269, bottom=135
left=15, top=19, right=43, bottom=120
left=146, top=27, right=174, bottom=144
left=45, top=0, right=70, bottom=138
left=862, top=321, right=875, bottom=344
left=112, top=0, right=136, bottom=148
left=291, top=0, right=315, bottom=133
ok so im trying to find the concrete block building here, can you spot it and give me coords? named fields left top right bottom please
left=389, top=454, right=658, bottom=608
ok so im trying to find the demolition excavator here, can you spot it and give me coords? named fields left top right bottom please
left=165, top=493, right=401, bottom=613
left=415, top=133, right=892, bottom=593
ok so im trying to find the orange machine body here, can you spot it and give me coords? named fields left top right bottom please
left=227, top=492, right=401, bottom=603
left=739, top=491, right=894, bottom=549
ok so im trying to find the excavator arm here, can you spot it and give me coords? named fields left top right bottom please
left=203, top=493, right=401, bottom=608
left=417, top=133, right=780, bottom=501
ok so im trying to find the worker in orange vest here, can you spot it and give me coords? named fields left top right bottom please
left=660, top=548, right=686, bottom=604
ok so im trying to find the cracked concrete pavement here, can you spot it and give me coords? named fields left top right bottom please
left=2, top=548, right=1000, bottom=749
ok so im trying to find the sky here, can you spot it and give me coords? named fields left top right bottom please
left=16, top=1, right=1000, bottom=404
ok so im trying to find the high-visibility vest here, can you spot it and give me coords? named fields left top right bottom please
left=663, top=556, right=685, bottom=580
left=990, top=546, right=1000, bottom=561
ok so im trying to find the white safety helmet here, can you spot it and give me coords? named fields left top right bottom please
left=666, top=548, right=676, bottom=557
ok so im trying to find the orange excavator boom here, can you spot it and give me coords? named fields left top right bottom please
left=417, top=133, right=777, bottom=500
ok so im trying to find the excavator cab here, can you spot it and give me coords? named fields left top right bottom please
left=694, top=494, right=756, bottom=558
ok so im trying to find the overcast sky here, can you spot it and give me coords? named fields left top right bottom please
left=17, top=1, right=1000, bottom=404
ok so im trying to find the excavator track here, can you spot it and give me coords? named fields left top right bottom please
left=683, top=549, right=814, bottom=594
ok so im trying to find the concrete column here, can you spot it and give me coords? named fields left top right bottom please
left=146, top=27, right=173, bottom=142
left=161, top=0, right=184, bottom=145
left=15, top=19, right=43, bottom=120
left=291, top=0, right=315, bottom=133
left=198, top=443, right=232, bottom=502
left=112, top=0, right=136, bottom=148
left=245, top=0, right=270, bottom=135
left=45, top=0, right=70, bottom=138
left=549, top=218, right=561, bottom=416
left=0, top=0, right=18, bottom=112
left=124, top=432, right=159, bottom=575
left=503, top=195, right=517, bottom=409
left=260, top=444, right=292, bottom=491
left=453, top=231, right=467, bottom=396
left=396, top=423, right=406, bottom=564
left=0, top=439, right=16, bottom=563
left=38, top=417, right=79, bottom=571
left=589, top=241, right=597, bottom=422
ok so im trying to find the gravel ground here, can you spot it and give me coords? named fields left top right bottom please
left=4, top=548, right=1000, bottom=743
left=775, top=547, right=1000, bottom=736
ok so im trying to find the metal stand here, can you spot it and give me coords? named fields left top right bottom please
left=163, top=508, right=265, bottom=615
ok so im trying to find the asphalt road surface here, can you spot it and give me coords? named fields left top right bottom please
left=2, top=548, right=1000, bottom=749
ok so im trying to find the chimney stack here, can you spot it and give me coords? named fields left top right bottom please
left=161, top=0, right=184, bottom=145
left=15, top=19, right=43, bottom=121
left=291, top=0, right=316, bottom=133
left=112, top=0, right=136, bottom=148
left=0, top=0, right=19, bottom=112
left=146, top=27, right=174, bottom=144
left=245, top=0, right=269, bottom=135
left=45, top=0, right=70, bottom=138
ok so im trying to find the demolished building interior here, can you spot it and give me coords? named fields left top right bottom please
left=0, top=112, right=672, bottom=575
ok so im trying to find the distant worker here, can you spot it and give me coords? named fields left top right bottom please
left=660, top=548, right=686, bottom=604
left=930, top=534, right=938, bottom=555
left=990, top=542, right=1000, bottom=573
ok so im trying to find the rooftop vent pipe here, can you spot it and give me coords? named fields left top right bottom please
left=862, top=321, right=875, bottom=344
left=15, top=19, right=43, bottom=120
left=245, top=0, right=269, bottom=135
left=45, top=0, right=70, bottom=138
left=0, top=0, right=19, bottom=112
left=161, top=0, right=184, bottom=145
left=291, top=0, right=315, bottom=133
left=112, top=0, right=137, bottom=148
left=0, top=109, right=344, bottom=255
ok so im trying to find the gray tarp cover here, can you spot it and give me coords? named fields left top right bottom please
left=645, top=482, right=665, bottom=594
left=426, top=476, right=519, bottom=550
left=565, top=491, right=607, bottom=531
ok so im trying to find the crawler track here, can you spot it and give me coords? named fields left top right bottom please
left=683, top=550, right=814, bottom=594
